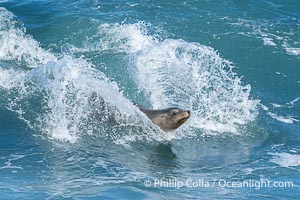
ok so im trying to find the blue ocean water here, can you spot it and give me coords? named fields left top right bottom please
left=0, top=0, right=299, bottom=199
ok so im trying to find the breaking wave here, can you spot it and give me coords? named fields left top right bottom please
left=0, top=8, right=259, bottom=145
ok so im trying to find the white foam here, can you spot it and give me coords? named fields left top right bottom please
left=270, top=103, right=282, bottom=108
left=290, top=149, right=298, bottom=153
left=267, top=112, right=297, bottom=124
left=0, top=154, right=25, bottom=170
left=282, top=41, right=300, bottom=56
left=0, top=10, right=162, bottom=144
left=289, top=97, right=300, bottom=105
left=22, top=56, right=160, bottom=143
left=269, top=152, right=300, bottom=167
left=0, top=7, right=56, bottom=68
left=228, top=18, right=300, bottom=57
left=94, top=22, right=156, bottom=53
left=0, top=10, right=259, bottom=143
left=0, top=68, right=25, bottom=89
left=131, top=38, right=259, bottom=134
left=260, top=104, right=269, bottom=111
left=86, top=22, right=259, bottom=135
left=95, top=22, right=260, bottom=135
left=285, top=48, right=300, bottom=56
left=0, top=7, right=56, bottom=91
left=263, top=37, right=276, bottom=46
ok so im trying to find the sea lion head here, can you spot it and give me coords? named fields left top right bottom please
left=157, top=107, right=191, bottom=131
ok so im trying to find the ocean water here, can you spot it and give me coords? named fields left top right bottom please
left=0, top=0, right=299, bottom=199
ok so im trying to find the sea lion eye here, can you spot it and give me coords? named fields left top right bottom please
left=171, top=111, right=178, bottom=116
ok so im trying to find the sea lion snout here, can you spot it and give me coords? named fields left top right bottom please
left=180, top=110, right=191, bottom=119
left=175, top=109, right=190, bottom=127
left=185, top=110, right=191, bottom=116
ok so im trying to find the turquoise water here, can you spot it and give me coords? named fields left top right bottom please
left=0, top=0, right=299, bottom=199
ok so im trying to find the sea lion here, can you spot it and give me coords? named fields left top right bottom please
left=137, top=105, right=191, bottom=131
